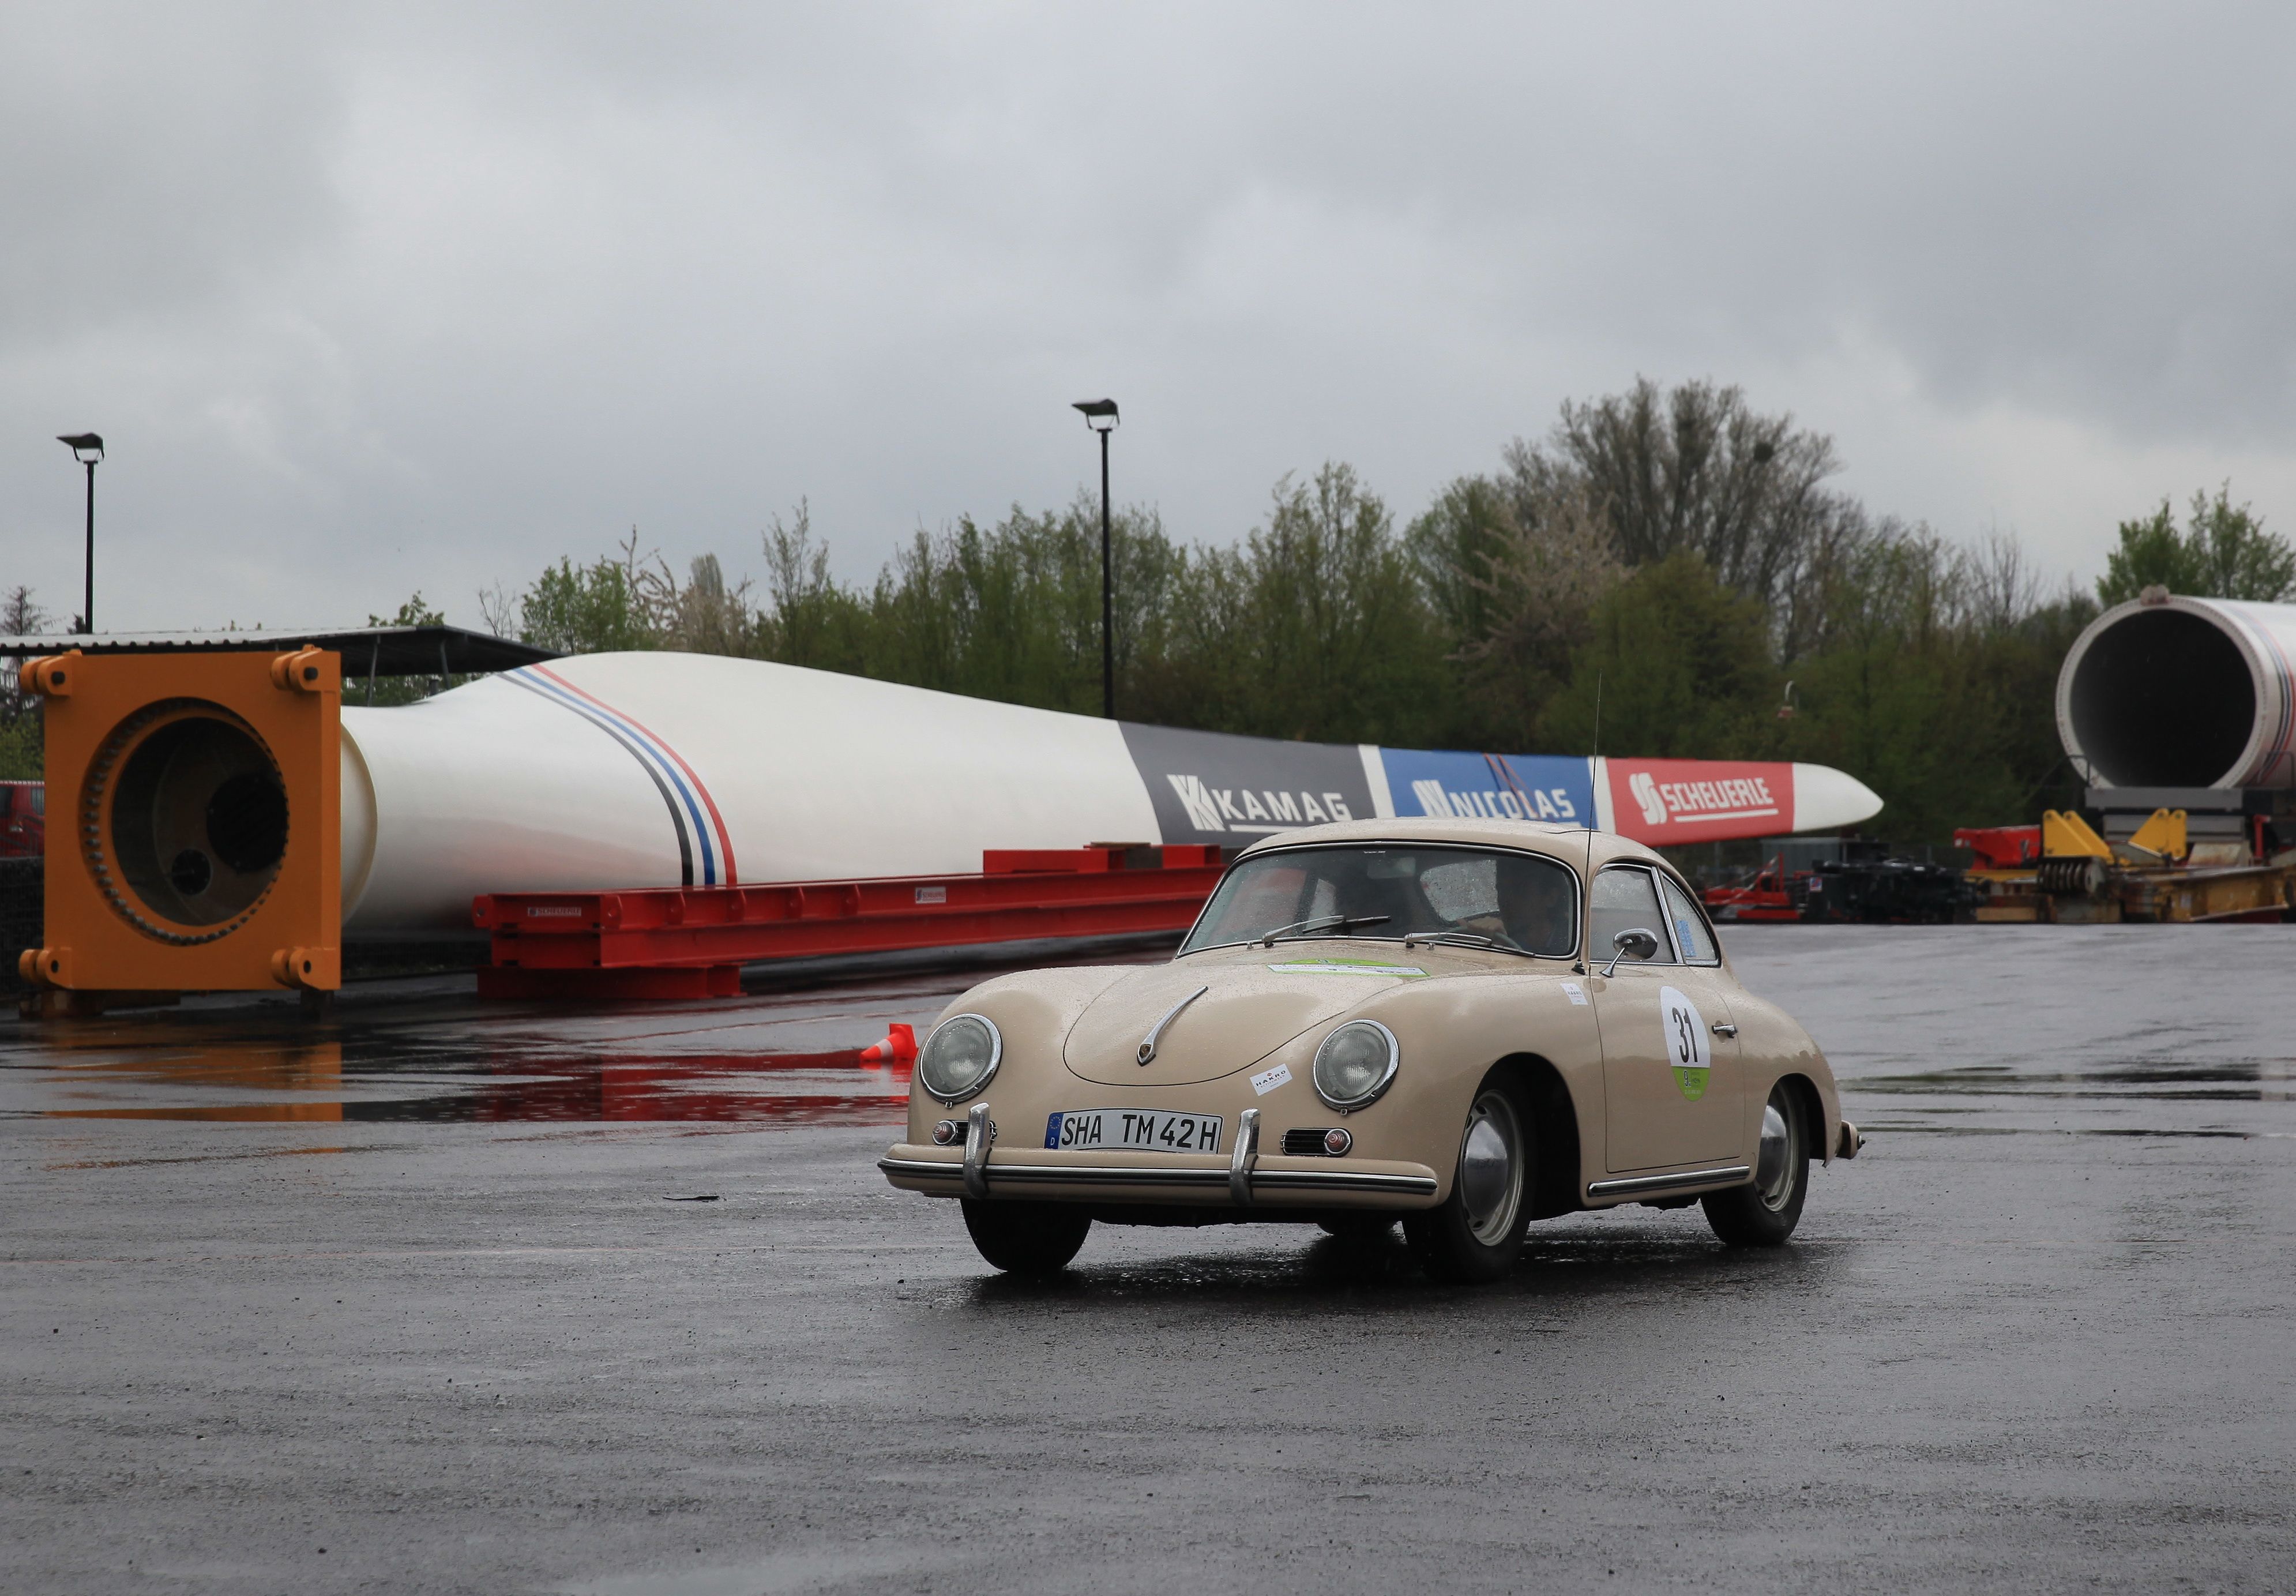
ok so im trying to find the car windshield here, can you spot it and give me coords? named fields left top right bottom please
left=1181, top=844, right=1579, bottom=957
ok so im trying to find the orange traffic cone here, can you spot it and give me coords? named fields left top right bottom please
left=860, top=1023, right=917, bottom=1065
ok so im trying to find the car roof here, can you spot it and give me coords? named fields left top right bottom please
left=1231, top=816, right=1672, bottom=874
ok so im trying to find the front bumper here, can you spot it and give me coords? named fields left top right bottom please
left=878, top=1146, right=1439, bottom=1208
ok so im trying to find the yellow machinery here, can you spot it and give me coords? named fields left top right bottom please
left=16, top=647, right=341, bottom=1007
left=2026, top=804, right=2290, bottom=923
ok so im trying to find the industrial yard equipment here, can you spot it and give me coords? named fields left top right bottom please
left=16, top=647, right=342, bottom=1001
left=1949, top=591, right=2296, bottom=925
left=2058, top=592, right=2296, bottom=792
left=10, top=634, right=1886, bottom=1004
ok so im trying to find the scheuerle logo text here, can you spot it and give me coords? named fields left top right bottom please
left=1629, top=771, right=1780, bottom=826
left=1166, top=775, right=1354, bottom=833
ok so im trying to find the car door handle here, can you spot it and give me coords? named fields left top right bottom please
left=1711, top=1023, right=1738, bottom=1038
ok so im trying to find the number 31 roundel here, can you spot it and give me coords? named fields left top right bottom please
left=1658, top=985, right=1713, bottom=1102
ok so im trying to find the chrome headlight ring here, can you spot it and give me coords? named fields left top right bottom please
left=917, top=1012, right=1003, bottom=1105
left=1312, top=1019, right=1400, bottom=1113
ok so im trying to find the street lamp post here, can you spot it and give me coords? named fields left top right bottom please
left=57, top=433, right=104, bottom=634
left=1071, top=399, right=1119, bottom=718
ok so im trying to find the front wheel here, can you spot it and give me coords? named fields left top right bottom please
left=1701, top=1082, right=1809, bottom=1247
left=960, top=1199, right=1091, bottom=1276
left=1404, top=1078, right=1531, bottom=1283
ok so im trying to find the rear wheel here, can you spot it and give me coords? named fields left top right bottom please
left=1404, top=1078, right=1531, bottom=1283
left=1701, top=1082, right=1809, bottom=1246
left=960, top=1199, right=1091, bottom=1275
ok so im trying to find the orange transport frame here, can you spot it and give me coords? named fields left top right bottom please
left=17, top=647, right=342, bottom=998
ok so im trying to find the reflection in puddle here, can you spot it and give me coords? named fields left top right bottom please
left=1845, top=1056, right=2295, bottom=1141
left=23, top=1041, right=911, bottom=1126
left=1858, top=1058, right=2295, bottom=1102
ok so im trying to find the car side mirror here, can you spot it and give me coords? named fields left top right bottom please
left=1602, top=926, right=1660, bottom=977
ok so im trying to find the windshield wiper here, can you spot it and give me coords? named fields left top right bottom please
left=1261, top=914, right=1391, bottom=948
left=1401, top=930, right=1535, bottom=957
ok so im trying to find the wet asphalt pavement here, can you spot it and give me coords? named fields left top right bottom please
left=5, top=925, right=2294, bottom=1594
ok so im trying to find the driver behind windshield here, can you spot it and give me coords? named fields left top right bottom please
left=1185, top=847, right=1577, bottom=957
left=1456, top=854, right=1576, bottom=955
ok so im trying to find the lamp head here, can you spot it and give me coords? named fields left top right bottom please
left=58, top=433, right=104, bottom=464
left=1072, top=399, right=1119, bottom=433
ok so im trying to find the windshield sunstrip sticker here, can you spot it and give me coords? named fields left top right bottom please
left=1265, top=959, right=1427, bottom=978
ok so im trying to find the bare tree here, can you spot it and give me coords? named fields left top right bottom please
left=2, top=586, right=46, bottom=638
left=1459, top=477, right=1621, bottom=682
left=1505, top=377, right=1863, bottom=655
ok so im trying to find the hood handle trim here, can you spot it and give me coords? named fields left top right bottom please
left=1137, top=983, right=1211, bottom=1066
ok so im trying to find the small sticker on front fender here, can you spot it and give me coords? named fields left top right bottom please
left=1250, top=1062, right=1292, bottom=1096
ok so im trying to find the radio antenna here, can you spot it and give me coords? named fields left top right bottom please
left=1578, top=669, right=1602, bottom=974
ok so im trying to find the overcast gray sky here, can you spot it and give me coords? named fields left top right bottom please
left=5, top=3, right=2292, bottom=633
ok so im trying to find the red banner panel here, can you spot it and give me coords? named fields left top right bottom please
left=1605, top=759, right=1796, bottom=843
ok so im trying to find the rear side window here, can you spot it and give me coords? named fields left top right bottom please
left=1659, top=876, right=1719, bottom=964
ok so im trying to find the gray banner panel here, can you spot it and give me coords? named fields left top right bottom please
left=1118, top=723, right=1375, bottom=848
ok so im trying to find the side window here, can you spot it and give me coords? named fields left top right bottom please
left=1588, top=867, right=1676, bottom=965
left=1659, top=876, right=1719, bottom=964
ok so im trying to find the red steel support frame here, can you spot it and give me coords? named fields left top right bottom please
left=473, top=846, right=1224, bottom=1000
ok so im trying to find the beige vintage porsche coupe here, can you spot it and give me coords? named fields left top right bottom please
left=880, top=818, right=1861, bottom=1281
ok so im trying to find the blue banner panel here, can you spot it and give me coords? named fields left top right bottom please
left=1380, top=748, right=1593, bottom=826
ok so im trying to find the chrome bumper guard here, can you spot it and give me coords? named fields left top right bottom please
left=1229, top=1107, right=1261, bottom=1207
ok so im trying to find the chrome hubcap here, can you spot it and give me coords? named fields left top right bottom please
left=1754, top=1092, right=1799, bottom=1211
left=1458, top=1091, right=1524, bottom=1245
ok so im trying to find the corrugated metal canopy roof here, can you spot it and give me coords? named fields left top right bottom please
left=0, top=625, right=558, bottom=677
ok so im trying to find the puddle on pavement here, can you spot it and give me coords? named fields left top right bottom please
left=10, top=1040, right=913, bottom=1126
left=1844, top=1056, right=2296, bottom=1141
left=1856, top=1058, right=2296, bottom=1102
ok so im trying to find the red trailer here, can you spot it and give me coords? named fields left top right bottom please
left=0, top=781, right=42, bottom=859
left=1703, top=854, right=1802, bottom=922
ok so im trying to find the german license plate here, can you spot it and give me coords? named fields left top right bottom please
left=1044, top=1109, right=1222, bottom=1154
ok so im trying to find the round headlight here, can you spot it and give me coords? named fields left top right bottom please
left=918, top=1013, right=1001, bottom=1103
left=1312, top=1020, right=1399, bottom=1111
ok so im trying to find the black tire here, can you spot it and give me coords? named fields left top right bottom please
left=1702, top=1081, right=1810, bottom=1247
left=960, top=1199, right=1091, bottom=1275
left=1317, top=1214, right=1398, bottom=1241
left=1404, top=1076, right=1532, bottom=1284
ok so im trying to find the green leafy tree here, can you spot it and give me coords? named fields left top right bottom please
left=1149, top=465, right=1451, bottom=745
left=2098, top=485, right=2295, bottom=604
left=0, top=585, right=46, bottom=776
left=1540, top=551, right=1778, bottom=760
left=517, top=547, right=653, bottom=654
left=1777, top=533, right=2095, bottom=839
left=366, top=592, right=446, bottom=628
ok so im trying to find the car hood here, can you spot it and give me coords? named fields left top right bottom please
left=1062, top=949, right=1436, bottom=1086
